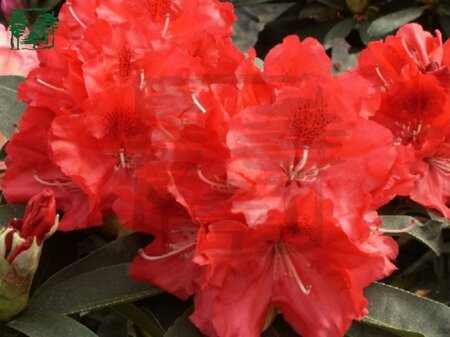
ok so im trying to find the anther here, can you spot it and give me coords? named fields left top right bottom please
left=191, top=93, right=207, bottom=113
left=66, top=1, right=87, bottom=29
left=35, top=77, right=67, bottom=94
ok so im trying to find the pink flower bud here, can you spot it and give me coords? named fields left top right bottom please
left=0, top=188, right=57, bottom=321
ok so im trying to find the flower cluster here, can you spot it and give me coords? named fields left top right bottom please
left=2, top=0, right=449, bottom=337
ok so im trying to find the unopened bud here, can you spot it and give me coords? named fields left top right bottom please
left=0, top=189, right=57, bottom=321
left=346, top=0, right=369, bottom=14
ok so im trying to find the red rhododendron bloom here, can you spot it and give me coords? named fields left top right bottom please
left=2, top=0, right=244, bottom=230
left=191, top=191, right=397, bottom=337
left=226, top=36, right=405, bottom=232
left=357, top=23, right=450, bottom=217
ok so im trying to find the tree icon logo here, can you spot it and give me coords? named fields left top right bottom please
left=9, top=8, right=58, bottom=50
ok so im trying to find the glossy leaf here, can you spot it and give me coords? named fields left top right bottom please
left=380, top=215, right=448, bottom=255
left=113, top=303, right=165, bottom=337
left=367, top=7, right=426, bottom=38
left=32, top=233, right=152, bottom=295
left=8, top=310, right=98, bottom=337
left=346, top=320, right=422, bottom=337
left=28, top=263, right=162, bottom=314
left=0, top=204, right=25, bottom=227
left=324, top=18, right=354, bottom=48
left=364, top=283, right=450, bottom=337
left=0, top=76, right=25, bottom=138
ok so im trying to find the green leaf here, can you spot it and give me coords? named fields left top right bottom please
left=163, top=309, right=204, bottom=337
left=0, top=76, right=26, bottom=138
left=367, top=7, right=426, bottom=38
left=324, top=18, right=354, bottom=48
left=364, top=283, right=450, bottom=337
left=380, top=215, right=448, bottom=255
left=347, top=320, right=421, bottom=337
left=28, top=263, right=162, bottom=314
left=113, top=303, right=165, bottom=337
left=8, top=310, right=98, bottom=337
left=0, top=204, right=26, bottom=227
left=163, top=308, right=301, bottom=337
left=32, top=233, right=151, bottom=295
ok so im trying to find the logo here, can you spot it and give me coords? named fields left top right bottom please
left=9, top=8, right=58, bottom=50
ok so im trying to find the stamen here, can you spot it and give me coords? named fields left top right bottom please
left=66, top=1, right=87, bottom=29
left=191, top=93, right=207, bottom=113
left=293, top=145, right=309, bottom=174
left=33, top=171, right=78, bottom=191
left=35, top=77, right=67, bottom=94
left=196, top=165, right=232, bottom=192
left=380, top=219, right=417, bottom=234
left=138, top=241, right=196, bottom=261
left=375, top=66, right=390, bottom=88
left=162, top=13, right=171, bottom=38
left=277, top=243, right=311, bottom=295
left=140, top=69, right=146, bottom=90
left=119, top=148, right=126, bottom=168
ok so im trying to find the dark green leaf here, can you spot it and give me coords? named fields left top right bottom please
left=32, top=233, right=151, bottom=295
left=330, top=38, right=358, bottom=73
left=367, top=7, right=426, bottom=38
left=0, top=76, right=26, bottom=138
left=0, top=204, right=26, bottom=227
left=28, top=263, right=162, bottom=314
left=347, top=320, right=422, bottom=337
left=324, top=18, right=354, bottom=48
left=381, top=215, right=448, bottom=255
left=163, top=308, right=204, bottom=337
left=8, top=310, right=98, bottom=337
left=364, top=283, right=450, bottom=337
left=113, top=303, right=165, bottom=337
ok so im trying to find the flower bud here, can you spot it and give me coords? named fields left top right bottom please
left=346, top=0, right=369, bottom=14
left=0, top=188, right=57, bottom=321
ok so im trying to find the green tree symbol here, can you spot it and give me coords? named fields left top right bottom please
left=22, top=12, right=58, bottom=49
left=9, top=9, right=27, bottom=50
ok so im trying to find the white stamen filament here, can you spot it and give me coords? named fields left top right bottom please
left=35, top=77, right=67, bottom=94
left=139, top=241, right=196, bottom=261
left=162, top=13, right=171, bottom=38
left=375, top=66, right=390, bottom=88
left=119, top=148, right=126, bottom=168
left=191, top=93, right=207, bottom=113
left=140, top=69, right=146, bottom=90
left=277, top=243, right=311, bottom=295
left=293, top=145, right=309, bottom=174
left=33, top=172, right=78, bottom=191
left=196, top=165, right=232, bottom=192
left=66, top=1, right=87, bottom=29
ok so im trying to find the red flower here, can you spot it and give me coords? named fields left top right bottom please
left=190, top=191, right=397, bottom=337
left=357, top=23, right=450, bottom=217
left=2, top=107, right=102, bottom=230
left=225, top=36, right=402, bottom=230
